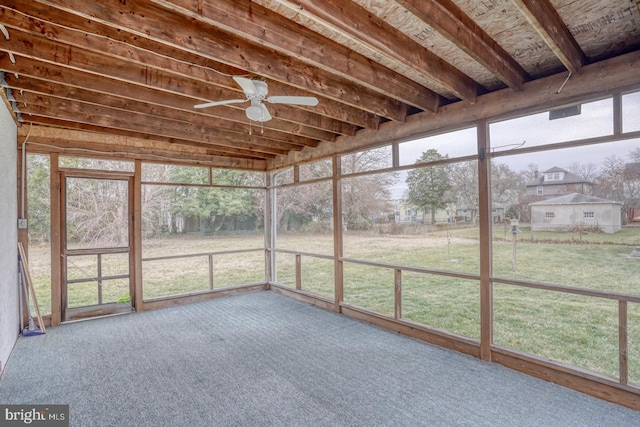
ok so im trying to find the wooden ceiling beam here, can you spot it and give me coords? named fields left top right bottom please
left=20, top=118, right=274, bottom=161
left=24, top=135, right=268, bottom=168
left=20, top=112, right=284, bottom=159
left=396, top=0, right=530, bottom=89
left=0, top=54, right=346, bottom=141
left=157, top=0, right=441, bottom=112
left=0, top=14, right=360, bottom=133
left=7, top=76, right=320, bottom=148
left=16, top=0, right=406, bottom=122
left=282, top=0, right=478, bottom=101
left=511, top=0, right=588, bottom=74
left=17, top=99, right=296, bottom=157
left=1, top=0, right=247, bottom=77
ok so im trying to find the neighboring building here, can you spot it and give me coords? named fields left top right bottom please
left=491, top=203, right=507, bottom=223
left=529, top=193, right=622, bottom=233
left=525, top=167, right=593, bottom=201
left=450, top=204, right=504, bottom=223
left=393, top=199, right=454, bottom=224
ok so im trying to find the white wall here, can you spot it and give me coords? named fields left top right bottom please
left=531, top=203, right=622, bottom=233
left=0, top=101, right=18, bottom=373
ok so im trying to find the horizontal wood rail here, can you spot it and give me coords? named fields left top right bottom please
left=66, top=274, right=129, bottom=285
left=270, top=248, right=334, bottom=260
left=340, top=256, right=480, bottom=281
left=492, top=276, right=640, bottom=304
left=65, top=247, right=129, bottom=256
left=142, top=247, right=263, bottom=262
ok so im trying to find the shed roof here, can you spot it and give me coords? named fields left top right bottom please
left=529, top=192, right=622, bottom=206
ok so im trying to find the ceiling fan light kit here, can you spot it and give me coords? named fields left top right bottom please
left=194, top=76, right=318, bottom=123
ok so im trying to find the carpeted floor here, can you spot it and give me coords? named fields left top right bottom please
left=1, top=290, right=639, bottom=426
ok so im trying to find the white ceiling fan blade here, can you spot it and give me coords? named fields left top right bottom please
left=233, top=76, right=258, bottom=95
left=194, top=98, right=247, bottom=109
left=259, top=103, right=272, bottom=122
left=266, top=96, right=319, bottom=106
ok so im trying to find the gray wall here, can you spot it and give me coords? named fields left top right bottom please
left=0, top=102, right=18, bottom=373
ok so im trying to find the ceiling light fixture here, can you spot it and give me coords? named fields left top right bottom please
left=245, top=104, right=264, bottom=122
left=0, top=24, right=9, bottom=40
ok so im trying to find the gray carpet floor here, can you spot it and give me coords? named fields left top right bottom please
left=1, top=290, right=639, bottom=426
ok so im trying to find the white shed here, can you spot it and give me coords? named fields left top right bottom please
left=529, top=193, right=622, bottom=233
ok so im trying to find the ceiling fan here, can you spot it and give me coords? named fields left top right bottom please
left=194, top=76, right=319, bottom=122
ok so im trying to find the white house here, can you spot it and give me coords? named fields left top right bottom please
left=529, top=193, right=622, bottom=233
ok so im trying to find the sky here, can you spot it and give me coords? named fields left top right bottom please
left=388, top=90, right=640, bottom=198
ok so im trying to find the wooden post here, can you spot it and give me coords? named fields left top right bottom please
left=394, top=268, right=402, bottom=320
left=97, top=253, right=103, bottom=305
left=333, top=154, right=344, bottom=312
left=133, top=160, right=143, bottom=311
left=619, top=300, right=628, bottom=385
left=264, top=173, right=274, bottom=283
left=477, top=120, right=493, bottom=362
left=17, top=141, right=28, bottom=256
left=50, top=153, right=62, bottom=325
left=208, top=254, right=214, bottom=290
left=295, top=254, right=302, bottom=290
left=17, top=141, right=29, bottom=327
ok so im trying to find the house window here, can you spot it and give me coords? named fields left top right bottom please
left=546, top=172, right=562, bottom=181
left=545, top=212, right=555, bottom=219
left=537, top=186, right=543, bottom=195
left=584, top=211, right=594, bottom=218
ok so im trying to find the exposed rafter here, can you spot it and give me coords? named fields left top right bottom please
left=511, top=0, right=588, bottom=74
left=271, top=0, right=478, bottom=101
left=0, top=0, right=637, bottom=166
left=396, top=0, right=530, bottom=89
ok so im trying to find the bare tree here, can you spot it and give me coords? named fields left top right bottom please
left=567, top=161, right=599, bottom=182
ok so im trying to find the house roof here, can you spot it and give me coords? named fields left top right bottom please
left=526, top=167, right=592, bottom=187
left=529, top=193, right=622, bottom=206
left=1, top=1, right=640, bottom=169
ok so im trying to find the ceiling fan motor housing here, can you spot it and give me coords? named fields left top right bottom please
left=248, top=79, right=268, bottom=100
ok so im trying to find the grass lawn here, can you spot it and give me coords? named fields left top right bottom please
left=25, top=226, right=640, bottom=383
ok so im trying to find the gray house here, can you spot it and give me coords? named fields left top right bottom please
left=525, top=167, right=593, bottom=200
left=530, top=193, right=622, bottom=233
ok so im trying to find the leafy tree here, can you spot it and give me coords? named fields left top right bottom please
left=406, top=149, right=451, bottom=224
left=167, top=166, right=260, bottom=234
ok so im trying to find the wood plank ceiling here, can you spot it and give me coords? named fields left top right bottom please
left=1, top=0, right=639, bottom=170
